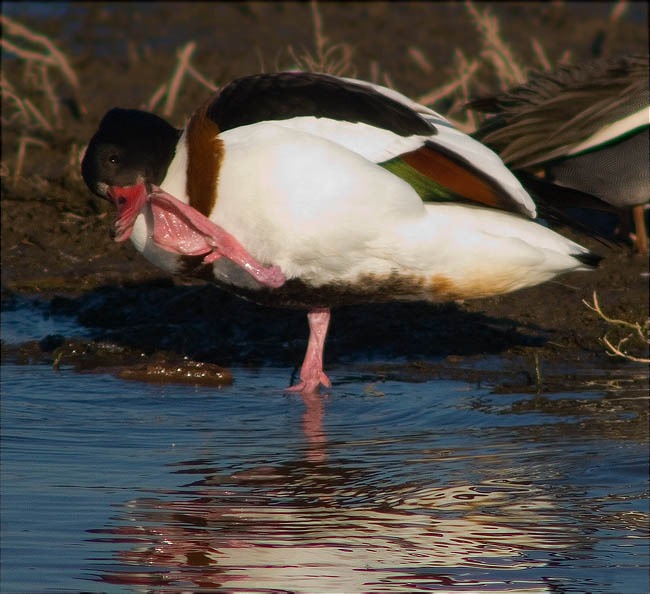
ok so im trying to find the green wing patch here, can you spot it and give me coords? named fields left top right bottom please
left=379, top=157, right=458, bottom=202
left=380, top=142, right=527, bottom=215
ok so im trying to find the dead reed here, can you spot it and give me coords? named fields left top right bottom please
left=1, top=14, right=84, bottom=129
left=1, top=14, right=85, bottom=185
left=285, top=0, right=355, bottom=77
left=583, top=291, right=650, bottom=364
left=145, top=41, right=218, bottom=117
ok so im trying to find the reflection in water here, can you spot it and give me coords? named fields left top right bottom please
left=302, top=392, right=327, bottom=463
left=88, top=449, right=578, bottom=591
left=91, top=486, right=576, bottom=592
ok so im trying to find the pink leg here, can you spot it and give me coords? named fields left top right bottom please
left=287, top=308, right=332, bottom=393
left=148, top=187, right=286, bottom=288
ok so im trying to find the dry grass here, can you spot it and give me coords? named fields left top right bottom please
left=410, top=0, right=548, bottom=130
left=406, top=0, right=630, bottom=132
left=583, top=291, right=650, bottom=364
left=1, top=14, right=83, bottom=129
left=145, top=41, right=218, bottom=117
left=285, top=0, right=355, bottom=77
left=1, top=15, right=87, bottom=185
left=417, top=49, right=481, bottom=132
left=464, top=0, right=527, bottom=89
left=397, top=0, right=533, bottom=131
left=12, top=135, right=48, bottom=186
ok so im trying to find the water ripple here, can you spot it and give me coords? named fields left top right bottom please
left=2, top=351, right=648, bottom=592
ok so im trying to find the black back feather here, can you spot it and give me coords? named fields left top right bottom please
left=207, top=72, right=436, bottom=137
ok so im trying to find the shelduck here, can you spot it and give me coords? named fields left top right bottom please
left=468, top=54, right=650, bottom=254
left=82, top=71, right=601, bottom=393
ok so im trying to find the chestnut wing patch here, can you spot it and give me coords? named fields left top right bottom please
left=207, top=72, right=436, bottom=137
left=380, top=141, right=530, bottom=215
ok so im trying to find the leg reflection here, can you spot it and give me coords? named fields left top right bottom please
left=301, top=392, right=327, bottom=463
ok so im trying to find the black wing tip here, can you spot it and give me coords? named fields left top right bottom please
left=573, top=251, right=604, bottom=268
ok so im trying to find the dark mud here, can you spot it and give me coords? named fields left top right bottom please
left=1, top=3, right=648, bottom=402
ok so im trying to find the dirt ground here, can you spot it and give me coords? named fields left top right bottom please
left=1, top=3, right=648, bottom=401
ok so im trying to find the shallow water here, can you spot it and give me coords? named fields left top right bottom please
left=1, top=307, right=648, bottom=593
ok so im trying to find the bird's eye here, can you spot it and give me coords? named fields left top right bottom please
left=108, top=154, right=119, bottom=164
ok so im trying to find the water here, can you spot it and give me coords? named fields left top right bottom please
left=1, top=308, right=648, bottom=593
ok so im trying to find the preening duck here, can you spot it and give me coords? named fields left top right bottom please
left=468, top=54, right=650, bottom=254
left=82, top=71, right=601, bottom=393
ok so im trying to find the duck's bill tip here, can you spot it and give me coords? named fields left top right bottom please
left=107, top=183, right=148, bottom=243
